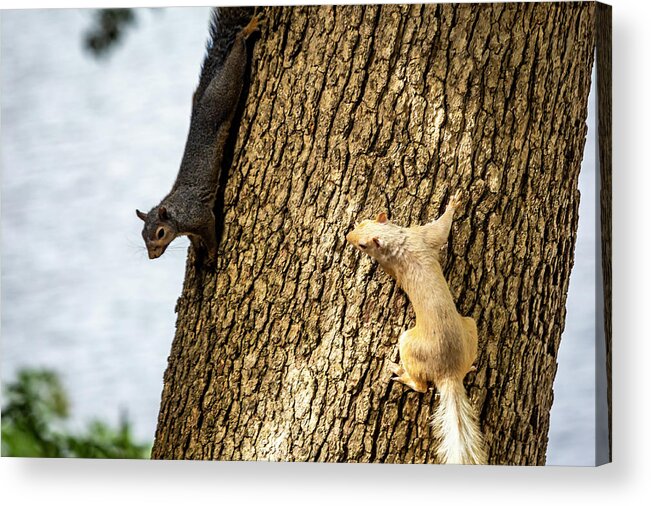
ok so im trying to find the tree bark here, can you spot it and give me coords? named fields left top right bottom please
left=152, top=3, right=596, bottom=464
left=595, top=2, right=611, bottom=463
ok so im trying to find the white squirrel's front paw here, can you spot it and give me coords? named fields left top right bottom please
left=447, top=190, right=462, bottom=211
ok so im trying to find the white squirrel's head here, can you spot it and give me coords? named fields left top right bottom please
left=346, top=212, right=405, bottom=265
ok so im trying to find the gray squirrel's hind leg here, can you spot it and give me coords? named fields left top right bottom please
left=240, top=14, right=261, bottom=39
left=199, top=22, right=251, bottom=126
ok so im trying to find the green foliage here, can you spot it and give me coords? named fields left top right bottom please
left=84, top=9, right=137, bottom=57
left=1, top=368, right=151, bottom=459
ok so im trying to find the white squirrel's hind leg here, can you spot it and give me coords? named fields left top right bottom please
left=392, top=374, right=428, bottom=393
left=390, top=366, right=428, bottom=393
left=388, top=362, right=404, bottom=376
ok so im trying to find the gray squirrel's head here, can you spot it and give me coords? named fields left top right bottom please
left=136, top=206, right=178, bottom=259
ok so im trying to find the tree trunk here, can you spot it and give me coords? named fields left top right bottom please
left=595, top=2, right=612, bottom=462
left=152, top=3, right=596, bottom=464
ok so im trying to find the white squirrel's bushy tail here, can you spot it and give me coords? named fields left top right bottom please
left=431, top=377, right=487, bottom=465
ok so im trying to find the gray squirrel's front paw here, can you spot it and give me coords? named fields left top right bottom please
left=190, top=240, right=216, bottom=270
left=196, top=250, right=217, bottom=270
left=204, top=251, right=217, bottom=269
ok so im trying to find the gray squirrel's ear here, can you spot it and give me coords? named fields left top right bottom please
left=158, top=206, right=169, bottom=220
left=136, top=209, right=147, bottom=221
left=376, top=212, right=388, bottom=224
left=372, top=237, right=383, bottom=248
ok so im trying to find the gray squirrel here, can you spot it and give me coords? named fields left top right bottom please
left=137, top=8, right=259, bottom=266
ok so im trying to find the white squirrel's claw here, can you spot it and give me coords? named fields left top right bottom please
left=447, top=190, right=462, bottom=211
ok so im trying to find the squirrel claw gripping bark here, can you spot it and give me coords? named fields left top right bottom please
left=447, top=190, right=462, bottom=211
left=388, top=362, right=404, bottom=376
left=241, top=15, right=261, bottom=39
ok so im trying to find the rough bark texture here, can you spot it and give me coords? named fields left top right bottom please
left=596, top=2, right=611, bottom=462
left=152, top=3, right=596, bottom=464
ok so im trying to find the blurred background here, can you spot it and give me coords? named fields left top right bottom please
left=0, top=7, right=603, bottom=464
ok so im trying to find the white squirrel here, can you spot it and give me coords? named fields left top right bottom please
left=346, top=191, right=487, bottom=464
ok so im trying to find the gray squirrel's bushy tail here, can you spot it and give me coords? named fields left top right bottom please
left=195, top=7, right=255, bottom=104
left=431, top=377, right=487, bottom=465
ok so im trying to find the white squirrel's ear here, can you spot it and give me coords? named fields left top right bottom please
left=136, top=209, right=147, bottom=221
left=372, top=237, right=383, bottom=248
left=376, top=212, right=388, bottom=224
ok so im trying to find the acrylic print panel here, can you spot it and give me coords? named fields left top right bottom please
left=1, top=3, right=611, bottom=465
